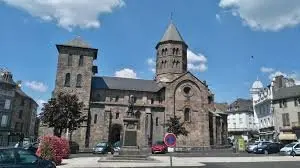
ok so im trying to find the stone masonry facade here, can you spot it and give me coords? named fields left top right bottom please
left=45, top=22, right=228, bottom=151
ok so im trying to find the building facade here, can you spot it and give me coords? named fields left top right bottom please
left=272, top=75, right=300, bottom=142
left=47, top=22, right=228, bottom=150
left=227, top=99, right=255, bottom=142
left=251, top=79, right=275, bottom=141
left=251, top=75, right=300, bottom=142
left=0, top=69, right=38, bottom=146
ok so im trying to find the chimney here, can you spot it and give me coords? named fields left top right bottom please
left=274, top=75, right=284, bottom=89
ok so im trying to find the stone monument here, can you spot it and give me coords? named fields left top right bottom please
left=119, top=95, right=141, bottom=155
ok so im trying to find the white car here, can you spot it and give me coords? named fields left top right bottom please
left=280, top=142, right=300, bottom=156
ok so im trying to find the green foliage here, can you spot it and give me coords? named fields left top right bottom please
left=165, top=115, right=189, bottom=137
left=40, top=92, right=86, bottom=137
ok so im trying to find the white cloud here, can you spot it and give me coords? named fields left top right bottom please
left=24, top=81, right=48, bottom=92
left=187, top=49, right=208, bottom=72
left=219, top=0, right=300, bottom=31
left=147, top=58, right=156, bottom=73
left=260, top=66, right=274, bottom=73
left=37, top=99, right=47, bottom=108
left=188, top=63, right=208, bottom=72
left=114, top=68, right=137, bottom=79
left=263, top=69, right=300, bottom=85
left=37, top=99, right=47, bottom=114
left=0, top=0, right=125, bottom=31
left=216, top=14, right=221, bottom=22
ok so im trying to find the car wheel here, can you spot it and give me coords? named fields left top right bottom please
left=111, top=149, right=114, bottom=155
left=291, top=151, right=296, bottom=157
left=264, top=150, right=269, bottom=155
left=152, top=151, right=154, bottom=154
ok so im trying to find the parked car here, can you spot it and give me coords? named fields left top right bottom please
left=280, top=142, right=300, bottom=156
left=24, top=142, right=39, bottom=154
left=151, top=141, right=168, bottom=154
left=246, top=142, right=259, bottom=153
left=0, top=147, right=56, bottom=168
left=93, top=142, right=110, bottom=154
left=252, top=141, right=272, bottom=153
left=112, top=141, right=121, bottom=153
left=254, top=142, right=284, bottom=154
left=93, top=141, right=120, bottom=154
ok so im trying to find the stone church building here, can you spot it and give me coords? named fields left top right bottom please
left=49, top=22, right=228, bottom=150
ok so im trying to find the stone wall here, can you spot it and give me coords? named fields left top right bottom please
left=164, top=72, right=213, bottom=147
left=53, top=45, right=96, bottom=149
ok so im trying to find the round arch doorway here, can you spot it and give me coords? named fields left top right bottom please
left=109, top=124, right=122, bottom=145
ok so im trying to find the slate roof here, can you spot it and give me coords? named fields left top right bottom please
left=92, top=76, right=162, bottom=92
left=227, top=98, right=253, bottom=112
left=64, top=37, right=91, bottom=48
left=215, top=103, right=228, bottom=112
left=273, top=85, right=300, bottom=100
left=160, top=23, right=185, bottom=43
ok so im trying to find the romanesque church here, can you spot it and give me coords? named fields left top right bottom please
left=49, top=21, right=228, bottom=150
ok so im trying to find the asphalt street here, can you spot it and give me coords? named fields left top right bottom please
left=114, top=162, right=300, bottom=168
left=70, top=151, right=282, bottom=158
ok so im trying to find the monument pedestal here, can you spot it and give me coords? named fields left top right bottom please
left=112, top=117, right=150, bottom=160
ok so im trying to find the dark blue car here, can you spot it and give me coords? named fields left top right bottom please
left=0, top=147, right=56, bottom=168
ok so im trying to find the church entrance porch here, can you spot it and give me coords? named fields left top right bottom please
left=109, top=124, right=122, bottom=146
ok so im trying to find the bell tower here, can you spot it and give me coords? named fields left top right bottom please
left=155, top=22, right=188, bottom=82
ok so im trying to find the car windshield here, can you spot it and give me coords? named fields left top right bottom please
left=96, top=143, right=107, bottom=147
left=285, top=143, right=297, bottom=147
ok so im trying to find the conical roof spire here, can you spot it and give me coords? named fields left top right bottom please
left=159, top=22, right=185, bottom=43
left=65, top=36, right=90, bottom=48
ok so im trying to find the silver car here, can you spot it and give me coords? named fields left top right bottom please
left=280, top=142, right=300, bottom=156
left=246, top=142, right=259, bottom=153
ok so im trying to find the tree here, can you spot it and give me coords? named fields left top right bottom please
left=165, top=115, right=189, bottom=137
left=40, top=92, right=86, bottom=138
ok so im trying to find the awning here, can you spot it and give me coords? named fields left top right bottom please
left=278, top=133, right=297, bottom=140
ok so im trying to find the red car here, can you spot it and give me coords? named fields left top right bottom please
left=151, top=141, right=168, bottom=154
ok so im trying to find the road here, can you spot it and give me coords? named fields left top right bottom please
left=70, top=150, right=282, bottom=158
left=59, top=155, right=300, bottom=168
left=117, top=162, right=300, bottom=168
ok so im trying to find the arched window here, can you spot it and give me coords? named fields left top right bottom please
left=176, top=48, right=179, bottom=55
left=155, top=117, right=159, bottom=126
left=94, top=114, right=97, bottom=124
left=184, top=108, right=190, bottom=122
left=79, top=55, right=84, bottom=66
left=116, top=112, right=120, bottom=119
left=76, top=74, right=82, bottom=87
left=68, top=54, right=72, bottom=66
left=64, top=73, right=70, bottom=87
left=165, top=48, right=168, bottom=55
left=173, top=48, right=176, bottom=55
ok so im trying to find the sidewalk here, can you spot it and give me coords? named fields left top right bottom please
left=58, top=156, right=300, bottom=168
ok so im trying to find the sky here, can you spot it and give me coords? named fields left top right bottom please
left=1, top=0, right=300, bottom=112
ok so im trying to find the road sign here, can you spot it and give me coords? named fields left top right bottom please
left=164, top=133, right=176, bottom=147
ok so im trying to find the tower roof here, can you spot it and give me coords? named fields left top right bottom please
left=159, top=23, right=185, bottom=43
left=64, top=36, right=91, bottom=48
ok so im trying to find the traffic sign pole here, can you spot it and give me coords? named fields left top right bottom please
left=164, top=133, right=176, bottom=168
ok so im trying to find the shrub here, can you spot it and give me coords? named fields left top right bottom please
left=36, top=135, right=67, bottom=165
left=60, top=138, right=70, bottom=159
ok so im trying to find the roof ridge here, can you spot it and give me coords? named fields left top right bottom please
left=93, top=76, right=155, bottom=82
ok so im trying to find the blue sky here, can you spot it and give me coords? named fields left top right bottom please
left=1, top=0, right=300, bottom=110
